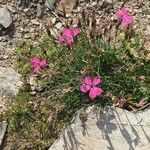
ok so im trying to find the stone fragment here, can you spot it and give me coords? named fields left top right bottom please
left=57, top=0, right=77, bottom=13
left=23, top=8, right=32, bottom=16
left=51, top=17, right=56, bottom=25
left=99, top=0, right=113, bottom=10
left=49, top=107, right=150, bottom=150
left=46, top=0, right=56, bottom=10
left=55, top=22, right=62, bottom=29
left=36, top=4, right=42, bottom=18
left=30, top=19, right=40, bottom=25
left=72, top=17, right=79, bottom=27
left=0, top=8, right=12, bottom=30
left=7, top=5, right=17, bottom=14
left=0, top=67, right=23, bottom=96
left=0, top=121, right=7, bottom=147
left=49, top=28, right=58, bottom=38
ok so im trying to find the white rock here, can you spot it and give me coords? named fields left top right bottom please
left=77, top=7, right=81, bottom=12
left=66, top=14, right=71, bottom=18
left=0, top=8, right=12, bottom=29
left=55, top=22, right=62, bottom=29
left=147, top=15, right=150, bottom=19
left=91, top=2, right=97, bottom=6
left=50, top=28, right=58, bottom=38
left=49, top=107, right=150, bottom=150
left=0, top=67, right=23, bottom=95
left=51, top=17, right=56, bottom=25
left=147, top=25, right=150, bottom=35
left=72, top=18, right=79, bottom=27
left=0, top=121, right=7, bottom=147
left=30, top=19, right=40, bottom=25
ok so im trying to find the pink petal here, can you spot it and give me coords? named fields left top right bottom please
left=59, top=28, right=79, bottom=46
left=83, top=76, right=92, bottom=85
left=63, top=29, right=72, bottom=37
left=66, top=37, right=74, bottom=46
left=58, top=35, right=65, bottom=42
left=116, top=8, right=128, bottom=19
left=31, top=56, right=40, bottom=67
left=33, top=66, right=40, bottom=73
left=122, top=15, right=133, bottom=26
left=80, top=84, right=91, bottom=93
left=89, top=87, right=103, bottom=100
left=71, top=29, right=80, bottom=37
left=40, top=59, right=47, bottom=67
left=92, top=76, right=101, bottom=86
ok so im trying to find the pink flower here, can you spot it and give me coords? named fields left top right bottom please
left=122, top=15, right=133, bottom=26
left=116, top=8, right=133, bottom=26
left=31, top=56, right=47, bottom=73
left=116, top=8, right=128, bottom=20
left=58, top=28, right=80, bottom=46
left=80, top=76, right=103, bottom=100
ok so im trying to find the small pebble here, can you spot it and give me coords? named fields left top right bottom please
left=55, top=22, right=62, bottom=29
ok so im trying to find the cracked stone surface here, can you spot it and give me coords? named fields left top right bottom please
left=0, top=67, right=23, bottom=96
left=0, top=121, right=7, bottom=147
left=49, top=107, right=150, bottom=150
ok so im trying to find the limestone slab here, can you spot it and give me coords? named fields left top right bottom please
left=49, top=107, right=150, bottom=150
left=0, top=8, right=12, bottom=29
left=0, top=67, right=23, bottom=96
left=0, top=121, right=7, bottom=147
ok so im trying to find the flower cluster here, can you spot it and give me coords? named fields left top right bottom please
left=116, top=8, right=133, bottom=26
left=30, top=7, right=134, bottom=101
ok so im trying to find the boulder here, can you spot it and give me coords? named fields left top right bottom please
left=49, top=107, right=150, bottom=150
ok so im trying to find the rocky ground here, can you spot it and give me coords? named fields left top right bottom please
left=0, top=0, right=150, bottom=149
left=0, top=0, right=150, bottom=65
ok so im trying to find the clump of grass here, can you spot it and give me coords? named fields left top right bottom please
left=5, top=85, right=74, bottom=149
left=15, top=31, right=150, bottom=106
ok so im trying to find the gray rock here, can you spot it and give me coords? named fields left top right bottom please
left=7, top=6, right=17, bottom=14
left=0, top=42, right=6, bottom=49
left=0, top=121, right=7, bottom=147
left=99, top=0, right=113, bottom=10
left=49, top=107, right=150, bottom=150
left=36, top=4, right=42, bottom=18
left=55, top=22, right=62, bottom=29
left=0, top=8, right=12, bottom=30
left=0, top=67, right=23, bottom=96
left=0, top=0, right=4, bottom=3
left=46, top=0, right=55, bottom=10
left=32, top=0, right=38, bottom=2
left=23, top=8, right=32, bottom=16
